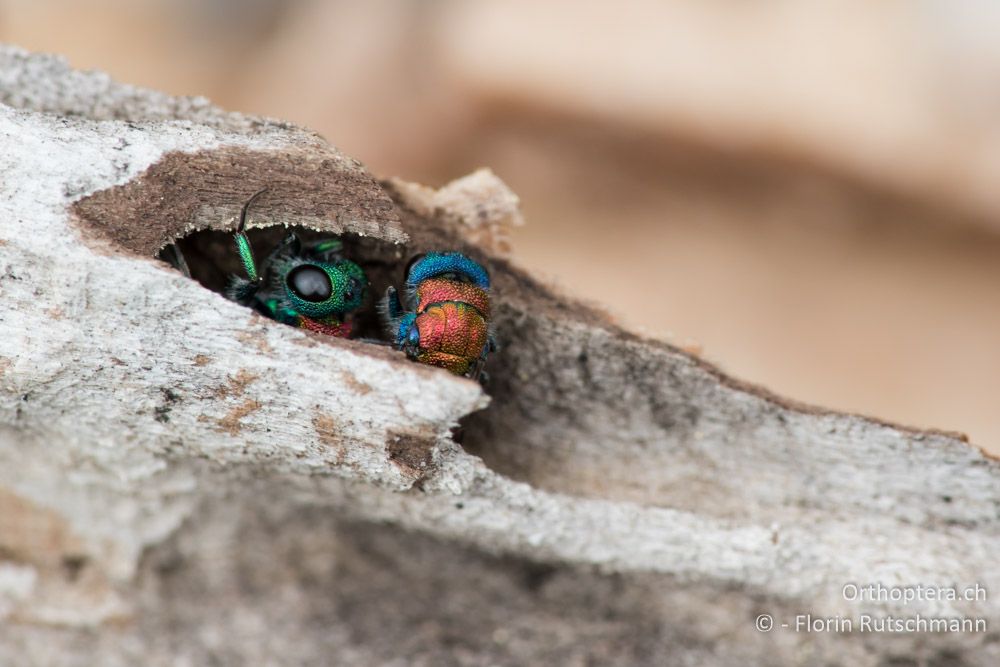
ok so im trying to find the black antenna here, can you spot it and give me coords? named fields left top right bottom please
left=237, top=189, right=269, bottom=233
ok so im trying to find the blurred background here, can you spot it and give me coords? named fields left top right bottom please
left=2, top=0, right=998, bottom=451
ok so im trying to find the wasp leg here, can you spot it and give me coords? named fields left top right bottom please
left=467, top=359, right=485, bottom=382
left=161, top=242, right=191, bottom=278
left=379, top=286, right=406, bottom=339
left=304, top=238, right=345, bottom=262
left=386, top=286, right=404, bottom=318
left=230, top=232, right=290, bottom=305
left=396, top=314, right=420, bottom=357
left=254, top=232, right=301, bottom=283
left=271, top=305, right=303, bottom=327
left=226, top=275, right=260, bottom=306
left=469, top=341, right=494, bottom=382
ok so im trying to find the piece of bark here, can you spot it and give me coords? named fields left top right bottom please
left=1, top=44, right=998, bottom=666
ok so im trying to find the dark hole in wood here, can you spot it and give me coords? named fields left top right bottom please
left=159, top=227, right=410, bottom=343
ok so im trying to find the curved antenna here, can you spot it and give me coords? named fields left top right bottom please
left=237, top=188, right=269, bottom=233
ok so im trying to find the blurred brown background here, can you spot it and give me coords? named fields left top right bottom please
left=3, top=0, right=998, bottom=451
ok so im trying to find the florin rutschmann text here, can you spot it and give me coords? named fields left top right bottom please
left=753, top=582, right=988, bottom=634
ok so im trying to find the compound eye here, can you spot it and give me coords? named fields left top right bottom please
left=287, top=264, right=332, bottom=302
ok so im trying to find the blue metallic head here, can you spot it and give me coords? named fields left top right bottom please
left=405, top=252, right=490, bottom=290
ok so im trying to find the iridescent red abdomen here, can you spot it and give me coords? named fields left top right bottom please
left=382, top=253, right=496, bottom=379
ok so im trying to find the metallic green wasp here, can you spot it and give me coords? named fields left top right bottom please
left=226, top=190, right=367, bottom=338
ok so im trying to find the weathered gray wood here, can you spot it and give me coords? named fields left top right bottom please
left=1, top=44, right=998, bottom=666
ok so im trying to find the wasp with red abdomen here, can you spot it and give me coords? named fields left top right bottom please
left=382, top=252, right=496, bottom=379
